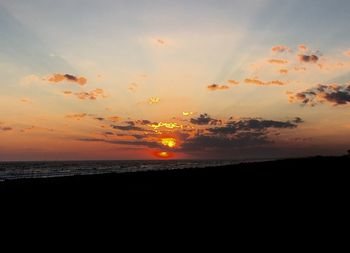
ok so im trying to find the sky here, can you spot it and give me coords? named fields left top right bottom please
left=1, top=0, right=350, bottom=160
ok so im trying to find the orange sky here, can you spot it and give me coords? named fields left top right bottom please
left=1, top=1, right=350, bottom=160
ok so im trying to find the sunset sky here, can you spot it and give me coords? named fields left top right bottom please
left=1, top=0, right=350, bottom=160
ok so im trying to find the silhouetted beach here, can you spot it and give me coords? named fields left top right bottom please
left=1, top=156, right=348, bottom=201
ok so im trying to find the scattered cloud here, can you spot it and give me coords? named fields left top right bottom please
left=343, top=50, right=350, bottom=57
left=66, top=88, right=107, bottom=100
left=46, top=73, right=87, bottom=85
left=65, top=113, right=87, bottom=120
left=268, top=59, right=289, bottom=64
left=298, top=54, right=319, bottom=63
left=228, top=80, right=239, bottom=85
left=182, top=112, right=194, bottom=116
left=148, top=97, right=160, bottom=104
left=288, top=84, right=350, bottom=106
left=156, top=38, right=165, bottom=45
left=279, top=69, right=288, bottom=74
left=128, top=83, right=138, bottom=92
left=107, top=116, right=121, bottom=122
left=0, top=126, right=13, bottom=131
left=271, top=45, right=291, bottom=53
left=20, top=98, right=32, bottom=103
left=207, top=84, right=230, bottom=91
left=244, top=78, right=286, bottom=86
left=298, top=44, right=309, bottom=52
left=190, top=114, right=222, bottom=125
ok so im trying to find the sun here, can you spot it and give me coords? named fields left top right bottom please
left=155, top=151, right=172, bottom=159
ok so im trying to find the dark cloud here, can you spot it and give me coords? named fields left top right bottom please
left=111, top=120, right=152, bottom=131
left=207, top=84, right=230, bottom=91
left=271, top=45, right=291, bottom=53
left=111, top=124, right=145, bottom=131
left=190, top=114, right=221, bottom=125
left=181, top=116, right=303, bottom=154
left=207, top=118, right=299, bottom=135
left=298, top=54, right=319, bottom=63
left=47, top=73, right=87, bottom=85
left=0, top=126, right=12, bottom=131
left=289, top=84, right=350, bottom=106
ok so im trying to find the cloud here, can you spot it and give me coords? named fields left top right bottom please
left=279, top=69, right=288, bottom=74
left=0, top=126, right=13, bottom=131
left=244, top=78, right=286, bottom=86
left=207, top=84, right=230, bottom=91
left=288, top=84, right=350, bottom=106
left=68, top=88, right=107, bottom=100
left=268, top=59, right=289, bottom=64
left=298, top=44, right=309, bottom=52
left=207, top=118, right=299, bottom=134
left=271, top=45, right=291, bottom=53
left=20, top=98, right=32, bottom=103
left=228, top=80, right=239, bottom=85
left=107, top=116, right=121, bottom=122
left=190, top=114, right=221, bottom=125
left=128, top=83, right=138, bottom=92
left=298, top=54, right=319, bottom=63
left=46, top=74, right=87, bottom=85
left=111, top=120, right=149, bottom=131
left=182, top=112, right=194, bottom=116
left=156, top=39, right=165, bottom=45
left=181, top=116, right=303, bottom=154
left=148, top=97, right=160, bottom=104
left=65, top=113, right=87, bottom=120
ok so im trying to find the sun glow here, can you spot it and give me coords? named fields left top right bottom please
left=161, top=138, right=176, bottom=148
left=148, top=122, right=182, bottom=130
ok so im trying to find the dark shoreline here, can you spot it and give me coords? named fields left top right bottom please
left=1, top=155, right=348, bottom=197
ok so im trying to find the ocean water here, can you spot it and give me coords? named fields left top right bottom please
left=0, top=159, right=252, bottom=181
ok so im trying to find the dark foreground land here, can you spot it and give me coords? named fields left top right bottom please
left=1, top=156, right=348, bottom=200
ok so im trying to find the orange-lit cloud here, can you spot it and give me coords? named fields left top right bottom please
left=344, top=50, right=350, bottom=57
left=65, top=113, right=87, bottom=120
left=148, top=122, right=182, bottom=130
left=156, top=39, right=165, bottom=45
left=244, top=78, right=286, bottom=86
left=107, top=116, right=121, bottom=122
left=20, top=98, right=32, bottom=103
left=0, top=126, right=13, bottom=131
left=148, top=97, right=160, bottom=104
left=271, top=45, right=291, bottom=53
left=279, top=69, right=288, bottom=74
left=47, top=74, right=87, bottom=85
left=128, top=83, right=138, bottom=92
left=228, top=80, right=239, bottom=85
left=182, top=112, right=194, bottom=116
left=207, top=84, right=230, bottom=91
left=268, top=59, right=289, bottom=64
left=71, top=88, right=107, bottom=100
left=298, top=44, right=309, bottom=52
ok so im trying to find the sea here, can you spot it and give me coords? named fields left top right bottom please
left=0, top=159, right=262, bottom=181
